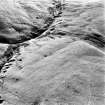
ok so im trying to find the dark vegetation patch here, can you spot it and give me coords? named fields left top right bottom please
left=32, top=97, right=41, bottom=105
left=0, top=96, right=4, bottom=104
left=0, top=45, right=19, bottom=71
left=0, top=99, right=4, bottom=104
left=83, top=33, right=105, bottom=48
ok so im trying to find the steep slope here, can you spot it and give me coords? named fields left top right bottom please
left=0, top=44, right=8, bottom=70
left=0, top=0, right=55, bottom=44
left=40, top=0, right=105, bottom=48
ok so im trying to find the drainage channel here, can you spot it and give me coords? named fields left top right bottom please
left=0, top=44, right=20, bottom=104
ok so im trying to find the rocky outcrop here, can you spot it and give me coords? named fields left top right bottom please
left=0, top=0, right=105, bottom=105
left=0, top=44, right=8, bottom=70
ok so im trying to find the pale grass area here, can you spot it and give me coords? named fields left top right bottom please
left=0, top=36, right=105, bottom=105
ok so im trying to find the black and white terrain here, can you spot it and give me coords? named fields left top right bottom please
left=0, top=0, right=105, bottom=105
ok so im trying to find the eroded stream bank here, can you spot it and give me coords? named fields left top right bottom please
left=0, top=0, right=105, bottom=105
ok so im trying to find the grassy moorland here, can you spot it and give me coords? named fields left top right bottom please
left=0, top=0, right=105, bottom=105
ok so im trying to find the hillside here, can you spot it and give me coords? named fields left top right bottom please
left=0, top=0, right=105, bottom=105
